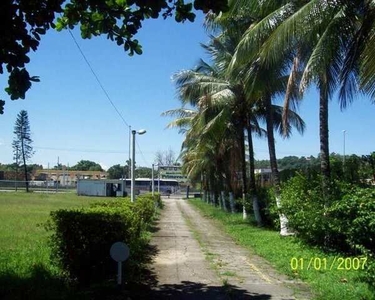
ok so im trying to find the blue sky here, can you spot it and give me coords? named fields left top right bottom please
left=1, top=12, right=375, bottom=170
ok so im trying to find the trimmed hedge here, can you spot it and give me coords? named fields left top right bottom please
left=47, top=193, right=161, bottom=285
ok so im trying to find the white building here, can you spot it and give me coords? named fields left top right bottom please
left=77, top=179, right=125, bottom=197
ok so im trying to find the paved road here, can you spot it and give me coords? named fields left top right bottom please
left=140, top=196, right=311, bottom=299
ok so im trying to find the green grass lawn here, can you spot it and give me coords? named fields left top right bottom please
left=0, top=192, right=102, bottom=299
left=189, top=199, right=375, bottom=300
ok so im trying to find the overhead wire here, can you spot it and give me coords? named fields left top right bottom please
left=67, top=29, right=130, bottom=128
left=136, top=140, right=149, bottom=166
left=66, top=29, right=151, bottom=165
left=32, top=145, right=154, bottom=154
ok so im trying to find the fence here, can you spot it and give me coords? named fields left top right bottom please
left=0, top=180, right=77, bottom=193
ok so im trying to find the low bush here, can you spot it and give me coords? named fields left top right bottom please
left=329, top=187, right=375, bottom=255
left=280, top=174, right=375, bottom=288
left=280, top=174, right=329, bottom=245
left=134, top=194, right=158, bottom=224
left=256, top=187, right=279, bottom=228
left=47, top=194, right=160, bottom=285
left=150, top=192, right=163, bottom=208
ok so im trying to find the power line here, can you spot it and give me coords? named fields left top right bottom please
left=31, top=145, right=153, bottom=154
left=64, top=28, right=153, bottom=168
left=67, top=29, right=130, bottom=128
left=136, top=140, right=149, bottom=166
left=33, top=146, right=126, bottom=153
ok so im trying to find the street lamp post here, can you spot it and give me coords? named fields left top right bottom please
left=158, top=164, right=160, bottom=193
left=131, top=129, right=146, bottom=202
left=128, top=126, right=131, bottom=178
left=343, top=130, right=346, bottom=171
left=152, top=164, right=155, bottom=196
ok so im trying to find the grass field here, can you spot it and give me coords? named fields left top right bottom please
left=189, top=199, right=375, bottom=300
left=0, top=192, right=102, bottom=299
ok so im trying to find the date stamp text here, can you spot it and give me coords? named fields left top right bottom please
left=290, top=257, right=367, bottom=271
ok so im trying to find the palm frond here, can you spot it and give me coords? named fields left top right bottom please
left=282, top=52, right=301, bottom=136
left=229, top=2, right=295, bottom=73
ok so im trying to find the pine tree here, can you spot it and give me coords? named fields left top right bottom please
left=13, top=110, right=34, bottom=192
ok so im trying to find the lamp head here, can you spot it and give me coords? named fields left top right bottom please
left=138, top=129, right=146, bottom=135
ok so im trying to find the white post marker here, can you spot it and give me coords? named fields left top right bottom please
left=110, top=242, right=130, bottom=285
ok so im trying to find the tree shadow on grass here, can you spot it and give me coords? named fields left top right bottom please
left=0, top=242, right=159, bottom=300
left=0, top=222, right=274, bottom=300
left=0, top=264, right=72, bottom=300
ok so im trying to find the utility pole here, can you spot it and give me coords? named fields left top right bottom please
left=67, top=163, right=69, bottom=189
left=158, top=164, right=160, bottom=193
left=15, top=146, right=18, bottom=192
left=47, top=162, right=49, bottom=193
left=131, top=129, right=146, bottom=202
left=343, top=130, right=346, bottom=173
left=131, top=130, right=136, bottom=202
left=56, top=157, right=59, bottom=193
left=128, top=125, right=131, bottom=178
left=152, top=164, right=154, bottom=196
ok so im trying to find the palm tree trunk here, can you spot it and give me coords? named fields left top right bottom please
left=239, top=128, right=248, bottom=220
left=218, top=191, right=222, bottom=209
left=223, top=162, right=235, bottom=213
left=229, top=192, right=235, bottom=213
left=247, top=124, right=263, bottom=226
left=216, top=158, right=226, bottom=210
left=319, top=87, right=331, bottom=200
left=265, top=94, right=290, bottom=235
left=221, top=191, right=227, bottom=211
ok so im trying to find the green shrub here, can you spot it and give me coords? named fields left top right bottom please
left=47, top=195, right=160, bottom=286
left=257, top=187, right=279, bottom=229
left=362, top=258, right=375, bottom=290
left=328, top=187, right=375, bottom=255
left=134, top=194, right=157, bottom=224
left=153, top=192, right=163, bottom=208
left=281, top=174, right=375, bottom=257
left=281, top=174, right=329, bottom=245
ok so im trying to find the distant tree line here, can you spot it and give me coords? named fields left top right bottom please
left=255, top=155, right=319, bottom=170
left=255, top=153, right=375, bottom=184
left=1, top=148, right=181, bottom=180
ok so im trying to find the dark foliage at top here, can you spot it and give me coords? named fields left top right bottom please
left=0, top=0, right=229, bottom=113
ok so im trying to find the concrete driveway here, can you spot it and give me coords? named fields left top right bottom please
left=133, top=195, right=311, bottom=299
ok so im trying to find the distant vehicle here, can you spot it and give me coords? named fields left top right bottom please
left=120, top=178, right=179, bottom=195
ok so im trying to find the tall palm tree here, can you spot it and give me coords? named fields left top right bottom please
left=205, top=3, right=304, bottom=234
left=216, top=2, right=307, bottom=234
left=165, top=27, right=305, bottom=230
left=230, top=0, right=375, bottom=200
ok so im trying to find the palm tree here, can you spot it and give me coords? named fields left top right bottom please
left=164, top=67, right=243, bottom=210
left=220, top=27, right=304, bottom=233
left=230, top=0, right=375, bottom=200
left=165, top=25, right=305, bottom=230
left=204, top=4, right=306, bottom=234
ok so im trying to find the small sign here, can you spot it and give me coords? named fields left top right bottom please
left=110, top=242, right=129, bottom=262
left=110, top=242, right=130, bottom=285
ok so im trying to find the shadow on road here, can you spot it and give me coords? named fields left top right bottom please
left=128, top=280, right=272, bottom=300
left=126, top=222, right=273, bottom=300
